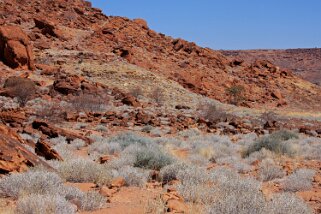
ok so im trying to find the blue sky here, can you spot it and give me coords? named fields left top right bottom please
left=89, top=0, right=321, bottom=50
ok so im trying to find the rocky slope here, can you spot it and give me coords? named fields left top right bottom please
left=221, top=48, right=321, bottom=85
left=0, top=1, right=320, bottom=213
left=1, top=0, right=321, bottom=111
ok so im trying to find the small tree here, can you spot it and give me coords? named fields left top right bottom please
left=197, top=102, right=228, bottom=123
left=226, top=85, right=245, bottom=105
left=130, top=86, right=144, bottom=98
left=151, top=87, right=164, bottom=105
left=4, top=77, right=36, bottom=107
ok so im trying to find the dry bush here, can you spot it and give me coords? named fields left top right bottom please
left=260, top=110, right=278, bottom=124
left=35, top=102, right=64, bottom=122
left=243, top=130, right=298, bottom=157
left=54, top=158, right=112, bottom=185
left=258, top=159, right=285, bottom=181
left=79, top=191, right=106, bottom=211
left=225, top=84, right=245, bottom=105
left=282, top=168, right=316, bottom=192
left=150, top=87, right=164, bottom=105
left=130, top=86, right=144, bottom=98
left=16, top=194, right=76, bottom=214
left=267, top=193, right=312, bottom=214
left=197, top=102, right=228, bottom=123
left=145, top=195, right=167, bottom=214
left=69, top=93, right=109, bottom=113
left=0, top=170, right=63, bottom=199
left=177, top=166, right=213, bottom=203
left=208, top=177, right=265, bottom=214
left=4, top=77, right=36, bottom=107
left=160, top=162, right=188, bottom=184
left=113, top=166, right=150, bottom=187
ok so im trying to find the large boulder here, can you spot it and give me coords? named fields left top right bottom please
left=0, top=25, right=35, bottom=70
left=0, top=124, right=50, bottom=174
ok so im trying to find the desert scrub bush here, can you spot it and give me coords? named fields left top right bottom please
left=95, top=124, right=108, bottom=132
left=187, top=153, right=210, bottom=166
left=54, top=158, right=112, bottom=185
left=145, top=195, right=167, bottom=214
left=243, top=130, right=298, bottom=157
left=267, top=193, right=312, bottom=214
left=178, top=128, right=201, bottom=138
left=79, top=191, right=106, bottom=211
left=34, top=101, right=64, bottom=123
left=49, top=135, right=67, bottom=145
left=0, top=170, right=63, bottom=199
left=225, top=84, right=245, bottom=105
left=112, top=166, right=150, bottom=187
left=69, top=93, right=109, bottom=113
left=177, top=166, right=215, bottom=203
left=70, top=138, right=86, bottom=150
left=132, top=144, right=174, bottom=170
left=0, top=95, right=19, bottom=110
left=130, top=86, right=144, bottom=98
left=245, top=148, right=275, bottom=164
left=150, top=87, right=165, bottom=105
left=209, top=166, right=240, bottom=182
left=258, top=159, right=285, bottom=181
left=108, top=131, right=152, bottom=149
left=4, top=77, right=36, bottom=107
left=53, top=141, right=75, bottom=160
left=207, top=177, right=266, bottom=214
left=197, top=101, right=229, bottom=123
left=159, top=162, right=188, bottom=183
left=16, top=194, right=76, bottom=214
left=89, top=140, right=121, bottom=157
left=186, top=134, right=239, bottom=162
left=107, top=142, right=174, bottom=171
left=282, top=168, right=316, bottom=192
left=291, top=137, right=321, bottom=160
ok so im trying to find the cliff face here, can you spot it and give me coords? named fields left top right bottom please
left=221, top=49, right=321, bottom=85
left=0, top=0, right=320, bottom=111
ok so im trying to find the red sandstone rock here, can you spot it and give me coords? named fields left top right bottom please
left=32, top=120, right=92, bottom=144
left=35, top=140, right=63, bottom=161
left=0, top=124, right=51, bottom=173
left=0, top=25, right=35, bottom=70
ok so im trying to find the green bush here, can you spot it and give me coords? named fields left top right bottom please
left=133, top=145, right=174, bottom=170
left=243, top=130, right=298, bottom=157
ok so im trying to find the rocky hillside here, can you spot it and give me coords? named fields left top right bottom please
left=221, top=48, right=321, bottom=85
left=0, top=1, right=321, bottom=213
left=1, top=0, right=321, bottom=111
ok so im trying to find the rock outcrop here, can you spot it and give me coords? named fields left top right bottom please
left=0, top=25, right=35, bottom=70
left=0, top=124, right=50, bottom=174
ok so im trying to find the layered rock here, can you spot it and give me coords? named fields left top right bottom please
left=0, top=124, right=50, bottom=174
left=0, top=25, right=35, bottom=70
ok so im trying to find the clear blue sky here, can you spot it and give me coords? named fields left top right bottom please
left=89, top=0, right=321, bottom=50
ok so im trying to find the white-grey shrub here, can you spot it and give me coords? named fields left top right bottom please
left=55, top=158, right=112, bottom=185
left=53, top=142, right=75, bottom=160
left=209, top=167, right=240, bottom=183
left=70, top=139, right=86, bottom=150
left=160, top=162, right=188, bottom=183
left=16, top=194, right=76, bottom=214
left=207, top=178, right=266, bottom=214
left=267, top=193, right=312, bottom=214
left=245, top=148, right=275, bottom=165
left=0, top=170, right=63, bottom=199
left=79, top=191, right=106, bottom=211
left=258, top=159, right=285, bottom=181
left=177, top=166, right=213, bottom=203
left=113, top=166, right=150, bottom=187
left=282, top=168, right=316, bottom=192
left=49, top=136, right=67, bottom=146
left=88, top=140, right=121, bottom=156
